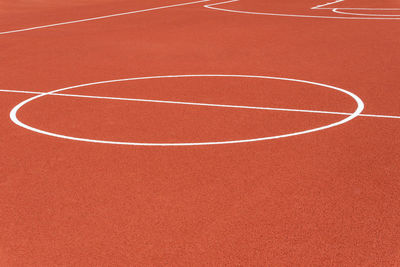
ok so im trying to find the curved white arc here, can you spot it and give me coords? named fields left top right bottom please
left=0, top=0, right=209, bottom=35
left=204, top=0, right=400, bottom=20
left=332, top=9, right=400, bottom=16
left=10, top=74, right=364, bottom=146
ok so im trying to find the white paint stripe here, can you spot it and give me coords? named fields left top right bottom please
left=1, top=88, right=398, bottom=119
left=358, top=113, right=400, bottom=119
left=311, top=0, right=345, bottom=10
left=205, top=0, right=238, bottom=8
left=332, top=9, right=400, bottom=16
left=205, top=0, right=400, bottom=19
left=312, top=0, right=400, bottom=16
left=0, top=89, right=42, bottom=95
left=318, top=8, right=400, bottom=10
left=0, top=0, right=209, bottom=35
left=312, top=0, right=400, bottom=10
left=206, top=0, right=237, bottom=7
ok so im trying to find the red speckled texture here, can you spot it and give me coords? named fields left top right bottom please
left=0, top=0, right=399, bottom=265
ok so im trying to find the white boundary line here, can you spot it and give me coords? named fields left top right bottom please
left=204, top=0, right=400, bottom=20
left=0, top=0, right=210, bottom=35
left=312, top=0, right=400, bottom=10
left=332, top=9, right=400, bottom=16
left=8, top=74, right=365, bottom=146
left=311, top=0, right=345, bottom=10
left=1, top=88, right=399, bottom=119
left=312, top=0, right=400, bottom=17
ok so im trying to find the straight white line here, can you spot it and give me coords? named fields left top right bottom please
left=1, top=88, right=399, bottom=119
left=0, top=89, right=41, bottom=95
left=327, top=8, right=400, bottom=10
left=311, top=0, right=345, bottom=10
left=0, top=0, right=209, bottom=35
left=312, top=0, right=400, bottom=10
left=206, top=0, right=237, bottom=7
left=358, top=113, right=400, bottom=119
left=332, top=9, right=400, bottom=16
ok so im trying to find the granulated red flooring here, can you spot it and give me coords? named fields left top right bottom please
left=1, top=0, right=399, bottom=265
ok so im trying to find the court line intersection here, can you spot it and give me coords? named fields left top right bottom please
left=205, top=0, right=400, bottom=19
left=1, top=88, right=398, bottom=119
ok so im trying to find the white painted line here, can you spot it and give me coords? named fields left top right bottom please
left=358, top=113, right=400, bottom=119
left=312, top=1, right=400, bottom=10
left=0, top=0, right=209, bottom=35
left=0, top=89, right=44, bottom=95
left=312, top=0, right=400, bottom=16
left=8, top=74, right=365, bottom=146
left=311, top=0, right=345, bottom=10
left=206, top=0, right=237, bottom=8
left=1, top=88, right=398, bottom=119
left=316, top=8, right=400, bottom=10
left=205, top=0, right=400, bottom=19
left=332, top=9, right=400, bottom=16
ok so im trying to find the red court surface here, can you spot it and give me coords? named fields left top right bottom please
left=0, top=0, right=399, bottom=265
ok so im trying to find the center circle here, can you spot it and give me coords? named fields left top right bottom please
left=10, top=74, right=364, bottom=146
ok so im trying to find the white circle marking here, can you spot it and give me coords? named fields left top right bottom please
left=10, top=74, right=364, bottom=146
